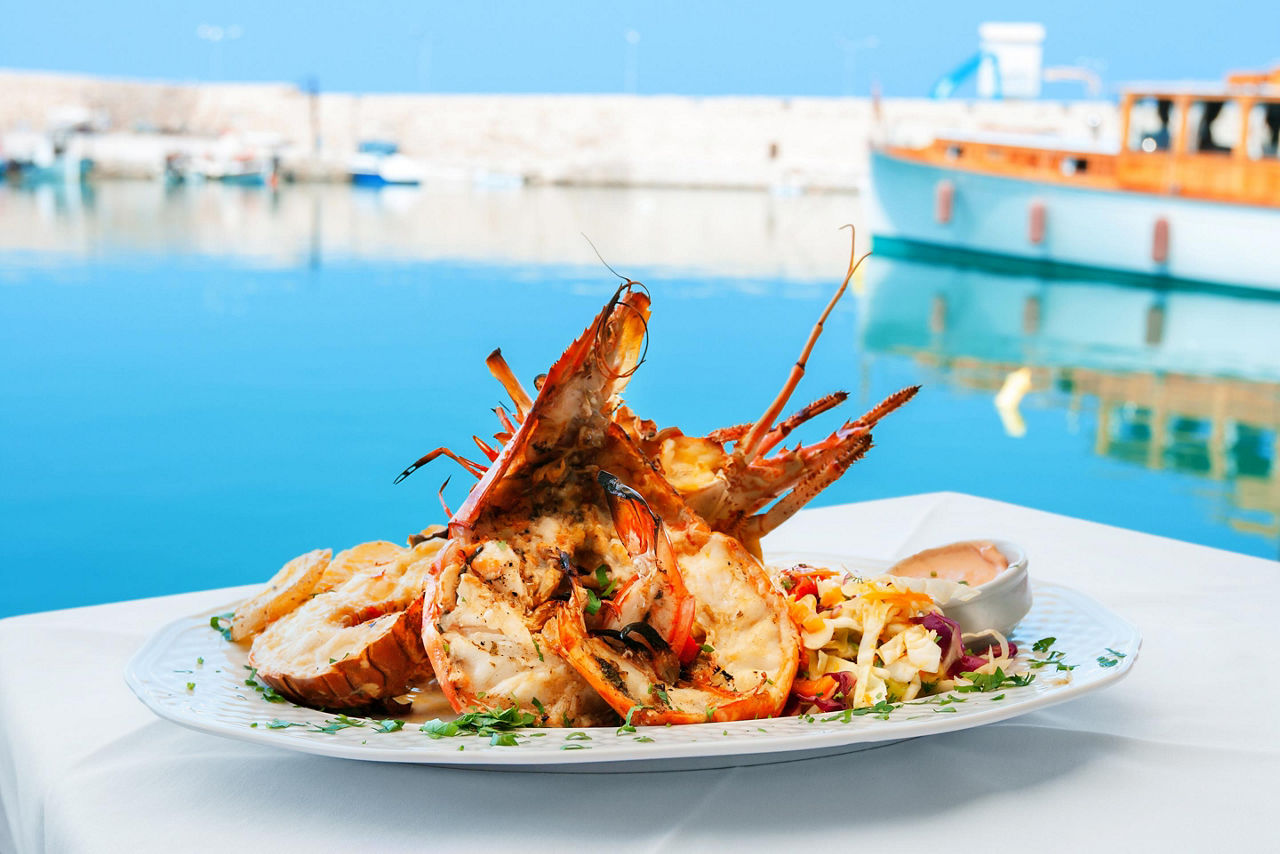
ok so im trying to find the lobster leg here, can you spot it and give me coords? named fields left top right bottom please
left=846, top=385, right=921, bottom=433
left=394, top=447, right=488, bottom=484
left=437, top=476, right=454, bottom=517
left=707, top=391, right=850, bottom=451
left=486, top=348, right=533, bottom=420
left=735, top=432, right=874, bottom=550
left=706, top=422, right=752, bottom=443
left=473, top=435, right=499, bottom=462
left=753, top=391, right=850, bottom=459
left=493, top=405, right=517, bottom=434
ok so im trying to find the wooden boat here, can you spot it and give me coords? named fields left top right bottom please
left=868, top=68, right=1280, bottom=292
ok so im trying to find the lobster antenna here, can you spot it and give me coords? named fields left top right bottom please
left=737, top=225, right=867, bottom=461
left=582, top=233, right=628, bottom=283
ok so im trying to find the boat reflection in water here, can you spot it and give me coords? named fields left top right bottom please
left=861, top=251, right=1280, bottom=553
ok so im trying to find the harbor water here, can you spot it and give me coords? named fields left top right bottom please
left=1, top=181, right=1276, bottom=618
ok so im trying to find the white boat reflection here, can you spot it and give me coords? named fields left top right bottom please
left=861, top=254, right=1280, bottom=547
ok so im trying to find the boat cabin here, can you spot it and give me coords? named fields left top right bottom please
left=891, top=67, right=1280, bottom=207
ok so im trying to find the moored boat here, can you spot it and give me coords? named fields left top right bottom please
left=348, top=141, right=425, bottom=187
left=869, top=68, right=1280, bottom=292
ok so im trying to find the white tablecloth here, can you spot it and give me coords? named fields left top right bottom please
left=1, top=492, right=1275, bottom=854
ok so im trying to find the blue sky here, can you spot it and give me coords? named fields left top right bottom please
left=4, top=2, right=1277, bottom=97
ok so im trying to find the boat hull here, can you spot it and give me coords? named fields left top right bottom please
left=867, top=148, right=1280, bottom=292
left=350, top=172, right=421, bottom=188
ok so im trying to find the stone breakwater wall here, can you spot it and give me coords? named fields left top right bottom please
left=0, top=70, right=1118, bottom=189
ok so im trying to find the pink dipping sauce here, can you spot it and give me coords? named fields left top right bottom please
left=888, top=540, right=1009, bottom=586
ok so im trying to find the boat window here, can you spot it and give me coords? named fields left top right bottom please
left=1245, top=101, right=1280, bottom=159
left=1127, top=97, right=1178, bottom=152
left=1060, top=156, right=1089, bottom=175
left=1186, top=99, right=1240, bottom=154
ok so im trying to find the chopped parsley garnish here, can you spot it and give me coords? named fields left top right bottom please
left=489, top=732, right=520, bottom=747
left=532, top=637, right=544, bottom=662
left=242, top=666, right=287, bottom=703
left=1097, top=655, right=1119, bottom=668
left=616, top=704, right=643, bottom=734
left=185, top=682, right=195, bottom=691
left=565, top=732, right=592, bottom=741
left=210, top=612, right=235, bottom=641
left=420, top=719, right=461, bottom=739
left=531, top=697, right=547, bottom=718
left=1032, top=636, right=1057, bottom=653
left=267, top=719, right=303, bottom=729
left=418, top=706, right=536, bottom=741
left=634, top=736, right=655, bottom=743
left=594, top=565, right=620, bottom=598
left=955, top=668, right=1035, bottom=693
left=649, top=684, right=671, bottom=706
left=584, top=588, right=603, bottom=616
left=310, top=714, right=368, bottom=734
left=1104, top=647, right=1127, bottom=659
left=561, top=743, right=588, bottom=750
left=822, top=699, right=899, bottom=722
left=699, top=643, right=715, bottom=654
left=196, top=657, right=204, bottom=666
left=373, top=719, right=405, bottom=733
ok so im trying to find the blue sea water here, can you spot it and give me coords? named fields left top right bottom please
left=1, top=183, right=1275, bottom=618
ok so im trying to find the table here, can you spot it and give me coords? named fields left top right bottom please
left=1, top=492, right=1275, bottom=853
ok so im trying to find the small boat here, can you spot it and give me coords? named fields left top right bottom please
left=202, top=153, right=275, bottom=186
left=348, top=141, right=425, bottom=187
left=1, top=130, right=92, bottom=185
left=869, top=67, right=1280, bottom=292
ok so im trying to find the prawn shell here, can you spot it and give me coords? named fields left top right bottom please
left=552, top=535, right=801, bottom=726
left=252, top=594, right=430, bottom=710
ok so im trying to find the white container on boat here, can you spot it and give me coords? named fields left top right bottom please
left=979, top=22, right=1045, bottom=99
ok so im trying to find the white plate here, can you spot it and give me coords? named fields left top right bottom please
left=125, top=581, right=1139, bottom=772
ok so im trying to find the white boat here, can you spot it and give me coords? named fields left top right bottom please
left=348, top=141, right=425, bottom=187
left=868, top=68, right=1280, bottom=292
